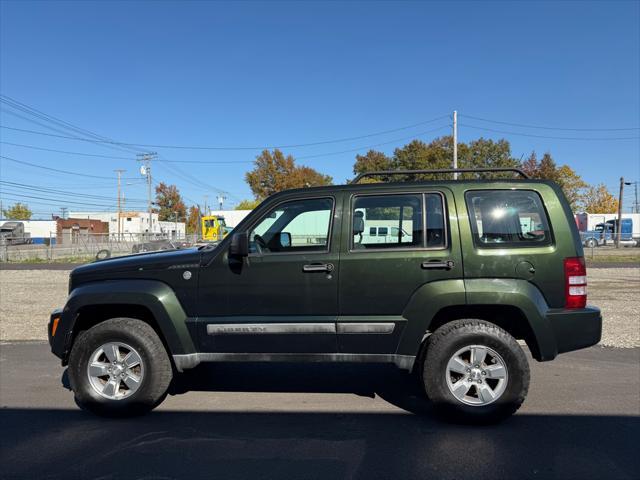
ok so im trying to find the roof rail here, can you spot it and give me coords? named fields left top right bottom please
left=350, top=167, right=529, bottom=184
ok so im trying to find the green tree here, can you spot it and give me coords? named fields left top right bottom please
left=393, top=139, right=452, bottom=178
left=154, top=183, right=187, bottom=222
left=353, top=150, right=393, bottom=181
left=580, top=184, right=619, bottom=213
left=521, top=152, right=587, bottom=210
left=460, top=138, right=520, bottom=173
left=245, top=149, right=332, bottom=200
left=235, top=199, right=261, bottom=210
left=352, top=136, right=520, bottom=182
left=2, top=202, right=32, bottom=220
left=186, top=205, right=200, bottom=234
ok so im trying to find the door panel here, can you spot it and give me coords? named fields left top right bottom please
left=196, top=194, right=341, bottom=354
left=337, top=189, right=462, bottom=354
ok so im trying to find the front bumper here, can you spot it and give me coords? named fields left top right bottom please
left=547, top=306, right=602, bottom=355
left=48, top=308, right=65, bottom=361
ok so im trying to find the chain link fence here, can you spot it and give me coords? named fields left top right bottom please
left=0, top=232, right=202, bottom=262
left=1, top=231, right=639, bottom=263
left=579, top=232, right=640, bottom=261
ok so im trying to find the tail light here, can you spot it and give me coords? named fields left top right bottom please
left=564, top=257, right=587, bottom=309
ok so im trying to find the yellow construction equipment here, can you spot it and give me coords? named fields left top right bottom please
left=201, top=215, right=228, bottom=242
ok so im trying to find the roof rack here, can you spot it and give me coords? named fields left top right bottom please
left=351, top=168, right=529, bottom=184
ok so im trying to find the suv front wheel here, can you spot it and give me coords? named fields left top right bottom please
left=422, top=319, right=530, bottom=424
left=67, top=318, right=173, bottom=417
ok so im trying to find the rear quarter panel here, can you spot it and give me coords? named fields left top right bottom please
left=453, top=181, right=582, bottom=309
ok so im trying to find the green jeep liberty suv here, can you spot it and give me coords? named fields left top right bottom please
left=48, top=168, right=602, bottom=423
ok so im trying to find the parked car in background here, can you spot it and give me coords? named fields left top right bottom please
left=131, top=239, right=192, bottom=253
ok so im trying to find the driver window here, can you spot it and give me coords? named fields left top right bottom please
left=249, top=197, right=333, bottom=254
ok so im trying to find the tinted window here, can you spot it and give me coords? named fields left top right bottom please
left=250, top=197, right=333, bottom=253
left=465, top=190, right=551, bottom=247
left=426, top=193, right=446, bottom=248
left=352, top=194, right=423, bottom=249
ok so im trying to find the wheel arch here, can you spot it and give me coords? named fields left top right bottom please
left=52, top=279, right=196, bottom=365
left=397, top=278, right=557, bottom=363
left=421, top=304, right=541, bottom=361
left=72, top=303, right=171, bottom=359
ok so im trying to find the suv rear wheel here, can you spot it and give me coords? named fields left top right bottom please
left=422, top=319, right=529, bottom=424
left=67, top=318, right=173, bottom=417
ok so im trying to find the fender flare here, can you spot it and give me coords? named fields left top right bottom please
left=397, top=279, right=466, bottom=356
left=463, top=278, right=556, bottom=360
left=51, top=279, right=196, bottom=363
left=396, top=278, right=556, bottom=361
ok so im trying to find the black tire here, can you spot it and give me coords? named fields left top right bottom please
left=422, top=319, right=529, bottom=424
left=67, top=318, right=173, bottom=417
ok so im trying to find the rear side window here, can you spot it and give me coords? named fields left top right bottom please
left=352, top=194, right=423, bottom=249
left=465, top=190, right=551, bottom=247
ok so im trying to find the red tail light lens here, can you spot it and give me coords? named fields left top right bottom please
left=564, top=257, right=587, bottom=309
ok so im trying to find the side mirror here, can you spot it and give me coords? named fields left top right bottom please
left=279, top=232, right=291, bottom=248
left=229, top=232, right=248, bottom=257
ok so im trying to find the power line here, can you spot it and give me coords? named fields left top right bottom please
left=0, top=115, right=451, bottom=151
left=0, top=154, right=139, bottom=180
left=297, top=125, right=451, bottom=160
left=460, top=114, right=640, bottom=132
left=0, top=95, right=145, bottom=156
left=0, top=180, right=148, bottom=202
left=0, top=141, right=255, bottom=164
left=1, top=125, right=452, bottom=164
left=459, top=123, right=640, bottom=141
left=0, top=192, right=123, bottom=209
left=0, top=187, right=147, bottom=207
left=0, top=141, right=134, bottom=160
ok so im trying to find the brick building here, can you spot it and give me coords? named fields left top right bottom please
left=55, top=217, right=109, bottom=245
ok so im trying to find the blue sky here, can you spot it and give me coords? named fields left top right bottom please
left=1, top=1, right=639, bottom=217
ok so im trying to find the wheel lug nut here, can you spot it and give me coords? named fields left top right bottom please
left=482, top=371, right=486, bottom=375
left=477, top=379, right=482, bottom=384
left=466, top=368, right=471, bottom=373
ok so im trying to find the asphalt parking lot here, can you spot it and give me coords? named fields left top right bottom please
left=0, top=342, right=638, bottom=480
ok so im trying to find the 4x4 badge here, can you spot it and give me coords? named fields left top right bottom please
left=183, top=271, right=192, bottom=280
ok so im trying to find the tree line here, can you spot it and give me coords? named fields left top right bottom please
left=1, top=135, right=620, bottom=225
left=238, top=136, right=619, bottom=214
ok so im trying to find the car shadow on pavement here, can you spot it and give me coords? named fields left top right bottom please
left=1, top=408, right=638, bottom=480
left=170, top=362, right=433, bottom=414
left=5, top=363, right=637, bottom=480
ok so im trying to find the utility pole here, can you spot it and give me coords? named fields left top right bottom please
left=452, top=110, right=458, bottom=180
left=634, top=182, right=639, bottom=213
left=137, top=153, right=157, bottom=239
left=203, top=195, right=209, bottom=216
left=174, top=211, right=178, bottom=240
left=616, top=177, right=625, bottom=248
left=615, top=178, right=634, bottom=247
left=60, top=207, right=68, bottom=220
left=114, top=169, right=126, bottom=239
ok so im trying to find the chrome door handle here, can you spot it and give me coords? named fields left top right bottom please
left=303, top=263, right=335, bottom=273
left=421, top=260, right=455, bottom=270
